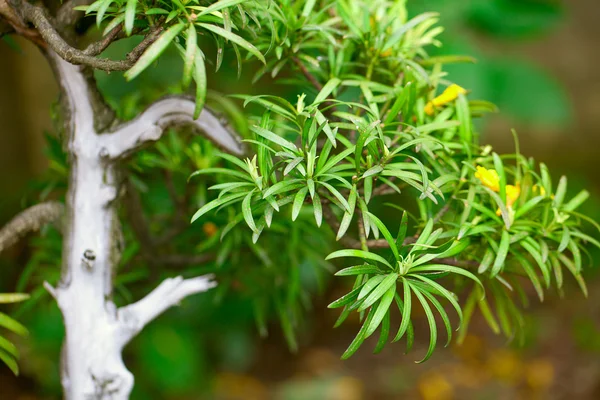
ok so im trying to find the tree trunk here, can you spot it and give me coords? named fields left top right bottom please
left=43, top=52, right=243, bottom=399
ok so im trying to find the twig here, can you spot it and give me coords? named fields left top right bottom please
left=83, top=23, right=124, bottom=56
left=0, top=202, right=64, bottom=253
left=292, top=56, right=323, bottom=92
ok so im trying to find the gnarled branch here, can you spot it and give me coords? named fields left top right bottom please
left=103, top=97, right=244, bottom=158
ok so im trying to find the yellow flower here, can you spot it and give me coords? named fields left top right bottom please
left=474, top=166, right=500, bottom=192
left=506, top=184, right=521, bottom=207
left=475, top=166, right=521, bottom=216
left=425, top=84, right=467, bottom=115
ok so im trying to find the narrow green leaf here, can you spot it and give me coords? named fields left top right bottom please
left=410, top=283, right=438, bottom=363
left=336, top=265, right=381, bottom=276
left=491, top=229, right=510, bottom=277
left=0, top=294, right=29, bottom=304
left=292, top=187, right=308, bottom=221
left=182, top=24, right=197, bottom=87
left=341, top=308, right=374, bottom=359
left=393, top=279, right=412, bottom=342
left=359, top=274, right=398, bottom=312
left=0, top=348, right=18, bottom=375
left=251, top=125, right=297, bottom=152
left=373, top=310, right=391, bottom=354
left=326, top=249, right=393, bottom=269
left=197, top=23, right=265, bottom=64
left=312, top=192, right=323, bottom=227
left=124, top=0, right=137, bottom=35
left=395, top=211, right=408, bottom=249
left=242, top=190, right=257, bottom=232
left=191, top=192, right=246, bottom=222
left=367, top=212, right=399, bottom=261
left=0, top=312, right=28, bottom=336
left=314, top=78, right=341, bottom=104
left=125, top=22, right=185, bottom=80
left=564, top=190, right=589, bottom=212
left=365, top=284, right=396, bottom=337
left=192, top=47, right=206, bottom=118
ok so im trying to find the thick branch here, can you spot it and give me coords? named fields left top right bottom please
left=17, top=1, right=131, bottom=71
left=117, top=275, right=216, bottom=345
left=0, top=202, right=64, bottom=253
left=103, top=97, right=244, bottom=158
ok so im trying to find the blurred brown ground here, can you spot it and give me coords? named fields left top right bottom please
left=1, top=0, right=600, bottom=399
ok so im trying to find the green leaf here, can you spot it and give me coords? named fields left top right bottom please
left=192, top=48, right=207, bottom=119
left=251, top=126, right=297, bottom=153
left=393, top=279, right=412, bottom=343
left=312, top=192, right=323, bottom=227
left=410, top=283, right=438, bottom=363
left=0, top=335, right=17, bottom=358
left=336, top=265, right=381, bottom=276
left=314, top=78, right=341, bottom=104
left=124, top=0, right=137, bottom=35
left=493, top=153, right=507, bottom=205
left=373, top=310, right=391, bottom=354
left=0, top=348, right=18, bottom=375
left=564, top=190, right=589, bottom=212
left=182, top=24, right=197, bottom=87
left=419, top=289, right=453, bottom=347
left=242, top=190, right=257, bottom=233
left=197, top=23, right=265, bottom=64
left=358, top=275, right=386, bottom=301
left=359, top=274, right=398, bottom=312
left=365, top=284, right=396, bottom=338
left=125, top=22, right=186, bottom=80
left=395, top=211, right=408, bottom=249
left=190, top=192, right=247, bottom=222
left=328, top=286, right=362, bottom=309
left=0, top=312, right=28, bottom=336
left=341, top=308, right=374, bottom=359
left=367, top=212, right=399, bottom=261
left=478, top=294, right=500, bottom=334
left=410, top=265, right=483, bottom=291
left=410, top=274, right=462, bottom=324
left=553, top=176, right=567, bottom=208
left=0, top=293, right=29, bottom=304
left=491, top=229, right=510, bottom=277
left=197, top=0, right=246, bottom=16
left=292, top=187, right=308, bottom=221
left=326, top=249, right=393, bottom=269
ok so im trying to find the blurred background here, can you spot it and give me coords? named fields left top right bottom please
left=2, top=0, right=600, bottom=399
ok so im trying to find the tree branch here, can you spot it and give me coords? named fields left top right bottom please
left=17, top=1, right=132, bottom=71
left=102, top=97, right=244, bottom=159
left=0, top=202, right=64, bottom=254
left=117, top=275, right=216, bottom=345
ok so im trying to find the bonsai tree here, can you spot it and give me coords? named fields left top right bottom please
left=0, top=0, right=596, bottom=398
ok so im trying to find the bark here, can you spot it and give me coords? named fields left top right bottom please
left=42, top=51, right=242, bottom=399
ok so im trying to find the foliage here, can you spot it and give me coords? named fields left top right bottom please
left=0, top=293, right=29, bottom=375
left=5, top=0, right=597, bottom=377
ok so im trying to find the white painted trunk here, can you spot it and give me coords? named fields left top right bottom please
left=45, top=52, right=243, bottom=399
